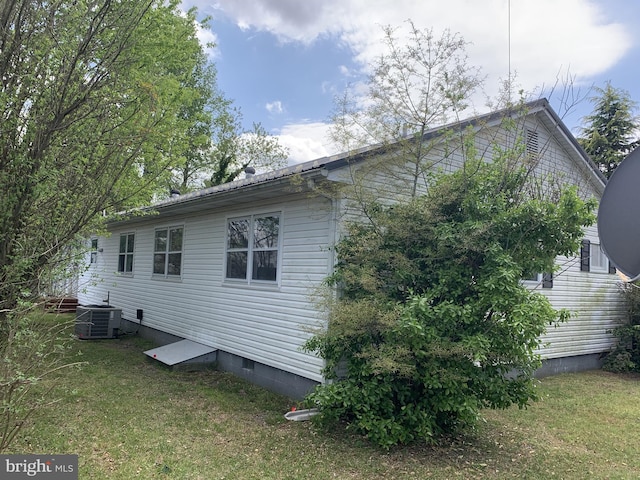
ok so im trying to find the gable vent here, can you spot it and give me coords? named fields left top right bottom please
left=526, top=129, right=539, bottom=160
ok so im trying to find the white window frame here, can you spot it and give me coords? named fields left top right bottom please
left=90, top=238, right=99, bottom=264
left=521, top=272, right=553, bottom=289
left=590, top=242, right=609, bottom=273
left=224, top=213, right=281, bottom=285
left=153, top=226, right=184, bottom=278
left=117, top=233, right=135, bottom=275
left=522, top=272, right=541, bottom=284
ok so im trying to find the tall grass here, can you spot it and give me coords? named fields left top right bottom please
left=9, top=315, right=640, bottom=479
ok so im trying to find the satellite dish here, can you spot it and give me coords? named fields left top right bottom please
left=598, top=147, right=640, bottom=281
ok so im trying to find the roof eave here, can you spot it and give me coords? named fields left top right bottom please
left=533, top=100, right=607, bottom=194
left=107, top=167, right=329, bottom=228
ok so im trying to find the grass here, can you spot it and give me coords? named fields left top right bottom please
left=8, top=313, right=640, bottom=479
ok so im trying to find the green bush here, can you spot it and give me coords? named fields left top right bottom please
left=304, top=158, right=595, bottom=447
left=0, top=311, right=78, bottom=452
left=603, top=283, right=640, bottom=373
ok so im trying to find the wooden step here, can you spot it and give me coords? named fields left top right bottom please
left=45, top=297, right=79, bottom=313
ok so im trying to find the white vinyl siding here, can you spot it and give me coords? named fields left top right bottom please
left=533, top=231, right=623, bottom=359
left=78, top=108, right=623, bottom=383
left=519, top=126, right=622, bottom=358
left=78, top=195, right=332, bottom=382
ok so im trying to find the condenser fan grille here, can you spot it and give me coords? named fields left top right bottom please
left=75, top=306, right=121, bottom=339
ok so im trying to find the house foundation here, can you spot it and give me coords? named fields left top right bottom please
left=120, top=318, right=318, bottom=399
left=535, top=354, right=604, bottom=377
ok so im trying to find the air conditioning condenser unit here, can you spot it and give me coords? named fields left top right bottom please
left=75, top=305, right=122, bottom=339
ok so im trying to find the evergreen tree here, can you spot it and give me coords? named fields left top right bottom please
left=578, top=83, right=640, bottom=178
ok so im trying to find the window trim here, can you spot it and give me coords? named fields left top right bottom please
left=522, top=272, right=542, bottom=283
left=580, top=239, right=615, bottom=274
left=224, top=212, right=282, bottom=286
left=153, top=225, right=184, bottom=278
left=90, top=238, right=99, bottom=264
left=522, top=272, right=553, bottom=288
left=590, top=242, right=609, bottom=273
left=117, top=232, right=135, bottom=275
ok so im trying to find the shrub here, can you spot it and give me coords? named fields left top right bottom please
left=0, top=311, right=78, bottom=452
left=304, top=158, right=595, bottom=447
left=603, top=283, right=640, bottom=373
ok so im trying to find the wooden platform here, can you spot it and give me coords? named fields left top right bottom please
left=44, top=297, right=79, bottom=313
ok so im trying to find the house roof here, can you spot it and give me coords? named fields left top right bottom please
left=109, top=98, right=604, bottom=226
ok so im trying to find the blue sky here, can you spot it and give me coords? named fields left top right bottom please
left=182, top=0, right=640, bottom=164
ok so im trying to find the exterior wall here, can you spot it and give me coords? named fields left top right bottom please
left=331, top=114, right=623, bottom=362
left=119, top=318, right=318, bottom=399
left=215, top=350, right=319, bottom=399
left=535, top=224, right=624, bottom=360
left=78, top=108, right=625, bottom=395
left=528, top=119, right=624, bottom=359
left=79, top=193, right=334, bottom=383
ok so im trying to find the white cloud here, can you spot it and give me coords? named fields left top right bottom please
left=194, top=0, right=630, bottom=99
left=339, top=65, right=354, bottom=77
left=265, top=100, right=284, bottom=114
left=178, top=4, right=220, bottom=56
left=184, top=0, right=632, bottom=161
left=193, top=0, right=344, bottom=43
left=195, top=23, right=219, bottom=57
left=275, top=122, right=338, bottom=164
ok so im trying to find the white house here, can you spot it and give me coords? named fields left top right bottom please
left=78, top=99, right=624, bottom=398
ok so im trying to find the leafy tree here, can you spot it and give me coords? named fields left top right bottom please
left=329, top=21, right=483, bottom=198
left=0, top=0, right=218, bottom=315
left=0, top=0, right=231, bottom=451
left=168, top=68, right=288, bottom=192
left=305, top=19, right=600, bottom=448
left=205, top=116, right=288, bottom=188
left=169, top=60, right=227, bottom=193
left=304, top=156, right=596, bottom=447
left=578, top=82, right=640, bottom=178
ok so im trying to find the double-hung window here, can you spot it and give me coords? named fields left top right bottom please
left=522, top=271, right=553, bottom=288
left=226, top=213, right=280, bottom=283
left=589, top=242, right=608, bottom=273
left=154, top=226, right=183, bottom=277
left=580, top=239, right=614, bottom=274
left=90, top=238, right=99, bottom=264
left=118, top=233, right=135, bottom=274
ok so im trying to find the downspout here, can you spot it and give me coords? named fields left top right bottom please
left=310, top=170, right=341, bottom=385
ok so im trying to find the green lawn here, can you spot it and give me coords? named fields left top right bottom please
left=9, top=315, right=640, bottom=479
